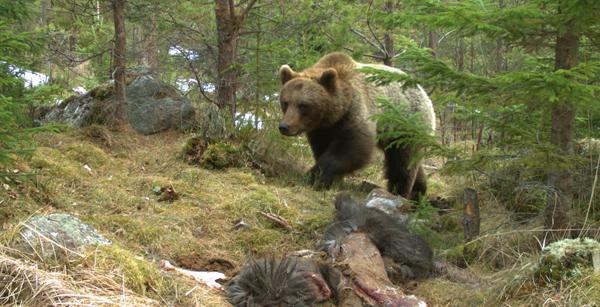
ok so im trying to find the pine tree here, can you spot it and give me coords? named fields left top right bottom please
left=373, top=0, right=600, bottom=237
left=0, top=0, right=44, bottom=167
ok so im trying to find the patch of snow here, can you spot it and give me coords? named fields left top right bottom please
left=4, top=62, right=49, bottom=87
left=73, top=86, right=87, bottom=94
left=168, top=46, right=200, bottom=60
left=235, top=112, right=263, bottom=130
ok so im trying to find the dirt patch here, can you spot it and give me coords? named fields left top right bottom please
left=174, top=253, right=238, bottom=276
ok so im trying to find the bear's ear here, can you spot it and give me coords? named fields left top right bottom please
left=279, top=65, right=297, bottom=84
left=318, top=68, right=337, bottom=91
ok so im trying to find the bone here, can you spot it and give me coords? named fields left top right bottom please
left=160, top=260, right=226, bottom=290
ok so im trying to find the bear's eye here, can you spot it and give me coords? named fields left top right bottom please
left=298, top=104, right=309, bottom=113
left=281, top=101, right=288, bottom=111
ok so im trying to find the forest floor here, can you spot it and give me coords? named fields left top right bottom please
left=0, top=127, right=594, bottom=306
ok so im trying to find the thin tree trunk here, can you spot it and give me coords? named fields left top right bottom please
left=463, top=188, right=480, bottom=242
left=143, top=18, right=158, bottom=74
left=254, top=10, right=261, bottom=128
left=215, top=0, right=238, bottom=119
left=457, top=38, right=465, bottom=72
left=469, top=39, right=474, bottom=72
left=495, top=0, right=504, bottom=73
left=111, top=0, right=127, bottom=124
left=475, top=123, right=484, bottom=151
left=429, top=31, right=438, bottom=58
left=382, top=1, right=394, bottom=66
left=544, top=7, right=579, bottom=240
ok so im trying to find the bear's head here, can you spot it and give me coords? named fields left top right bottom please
left=277, top=65, right=348, bottom=136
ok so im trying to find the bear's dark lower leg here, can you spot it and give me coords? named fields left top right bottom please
left=383, top=146, right=426, bottom=200
left=411, top=165, right=427, bottom=200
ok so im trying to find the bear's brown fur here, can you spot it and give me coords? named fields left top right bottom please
left=278, top=52, right=435, bottom=199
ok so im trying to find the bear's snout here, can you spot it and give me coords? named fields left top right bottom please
left=279, top=122, right=291, bottom=135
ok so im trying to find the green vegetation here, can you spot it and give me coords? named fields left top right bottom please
left=1, top=0, right=600, bottom=305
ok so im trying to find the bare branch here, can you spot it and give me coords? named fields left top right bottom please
left=171, top=45, right=217, bottom=105
left=240, top=0, right=259, bottom=20
left=350, top=27, right=386, bottom=55
left=366, top=0, right=387, bottom=56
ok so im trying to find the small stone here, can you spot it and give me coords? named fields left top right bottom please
left=233, top=220, right=250, bottom=230
left=192, top=226, right=204, bottom=238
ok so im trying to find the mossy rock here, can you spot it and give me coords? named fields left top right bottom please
left=89, top=83, right=114, bottom=100
left=534, top=238, right=600, bottom=284
left=182, top=135, right=208, bottom=165
left=200, top=142, right=242, bottom=170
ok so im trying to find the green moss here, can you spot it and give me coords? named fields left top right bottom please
left=233, top=228, right=287, bottom=255
left=200, top=142, right=241, bottom=169
left=590, top=275, right=600, bottom=303
left=92, top=215, right=164, bottom=246
left=30, top=147, right=81, bottom=179
left=63, top=143, right=109, bottom=167
left=445, top=241, right=481, bottom=267
left=534, top=238, right=600, bottom=284
left=224, top=189, right=298, bottom=224
left=85, top=244, right=166, bottom=296
left=173, top=168, right=206, bottom=183
left=89, top=83, right=113, bottom=100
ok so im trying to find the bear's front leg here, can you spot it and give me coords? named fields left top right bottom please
left=308, top=142, right=373, bottom=190
left=308, top=155, right=343, bottom=189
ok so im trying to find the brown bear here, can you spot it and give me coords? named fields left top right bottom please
left=278, top=52, right=435, bottom=199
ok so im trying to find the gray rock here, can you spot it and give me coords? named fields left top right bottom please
left=21, top=213, right=110, bottom=251
left=127, top=97, right=194, bottom=135
left=40, top=89, right=109, bottom=127
left=365, top=188, right=411, bottom=223
left=126, top=75, right=195, bottom=135
left=39, top=72, right=195, bottom=135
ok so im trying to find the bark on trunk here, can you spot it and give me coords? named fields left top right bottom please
left=495, top=0, right=505, bottom=73
left=215, top=0, right=238, bottom=119
left=143, top=18, right=158, bottom=74
left=544, top=7, right=579, bottom=240
left=463, top=188, right=480, bottom=242
left=111, top=0, right=127, bottom=124
left=429, top=31, right=438, bottom=58
left=382, top=1, right=394, bottom=66
left=457, top=38, right=465, bottom=72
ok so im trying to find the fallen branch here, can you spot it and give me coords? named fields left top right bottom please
left=259, top=211, right=296, bottom=233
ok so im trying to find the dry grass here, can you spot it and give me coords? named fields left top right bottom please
left=0, top=244, right=159, bottom=306
left=0, top=127, right=341, bottom=305
left=1, top=127, right=598, bottom=306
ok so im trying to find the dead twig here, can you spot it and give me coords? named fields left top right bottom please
left=258, top=211, right=296, bottom=233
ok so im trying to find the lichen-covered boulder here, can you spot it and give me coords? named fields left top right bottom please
left=39, top=83, right=114, bottom=127
left=535, top=238, right=600, bottom=283
left=126, top=75, right=195, bottom=135
left=20, top=213, right=110, bottom=252
left=39, top=71, right=195, bottom=135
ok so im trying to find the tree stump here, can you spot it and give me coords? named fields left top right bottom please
left=463, top=188, right=480, bottom=242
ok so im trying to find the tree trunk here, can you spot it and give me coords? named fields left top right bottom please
left=463, top=188, right=480, bottom=242
left=111, top=0, right=127, bottom=124
left=495, top=0, right=504, bottom=73
left=428, top=31, right=438, bottom=58
left=215, top=0, right=238, bottom=119
left=457, top=38, right=465, bottom=72
left=544, top=9, right=579, bottom=240
left=382, top=1, right=394, bottom=66
left=143, top=18, right=158, bottom=74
